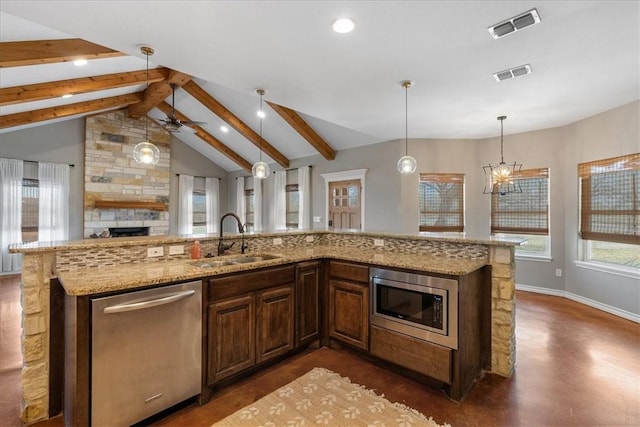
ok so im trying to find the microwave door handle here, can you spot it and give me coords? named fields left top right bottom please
left=103, top=290, right=196, bottom=314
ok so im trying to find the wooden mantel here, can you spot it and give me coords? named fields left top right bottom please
left=93, top=200, right=168, bottom=211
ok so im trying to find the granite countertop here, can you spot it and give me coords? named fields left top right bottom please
left=9, top=229, right=523, bottom=254
left=57, top=246, right=489, bottom=296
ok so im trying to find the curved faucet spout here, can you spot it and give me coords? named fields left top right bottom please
left=218, top=213, right=247, bottom=255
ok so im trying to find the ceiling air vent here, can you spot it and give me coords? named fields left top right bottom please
left=493, top=64, right=532, bottom=82
left=488, top=9, right=541, bottom=39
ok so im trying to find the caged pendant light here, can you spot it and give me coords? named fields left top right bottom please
left=483, top=116, right=522, bottom=195
left=133, top=45, right=160, bottom=165
left=252, top=89, right=270, bottom=179
left=397, top=80, right=417, bottom=174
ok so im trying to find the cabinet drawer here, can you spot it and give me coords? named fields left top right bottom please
left=329, top=261, right=368, bottom=283
left=370, top=325, right=452, bottom=384
left=209, top=265, right=295, bottom=301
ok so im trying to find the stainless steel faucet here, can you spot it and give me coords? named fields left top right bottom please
left=218, top=212, right=247, bottom=255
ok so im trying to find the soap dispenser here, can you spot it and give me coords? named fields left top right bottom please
left=191, top=240, right=202, bottom=259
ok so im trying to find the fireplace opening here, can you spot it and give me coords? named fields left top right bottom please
left=108, top=227, right=150, bottom=237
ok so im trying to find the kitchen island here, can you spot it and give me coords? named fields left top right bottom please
left=10, top=229, right=521, bottom=424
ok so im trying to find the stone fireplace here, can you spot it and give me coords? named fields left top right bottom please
left=83, top=110, right=170, bottom=237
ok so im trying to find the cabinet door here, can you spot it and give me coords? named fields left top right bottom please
left=256, top=286, right=294, bottom=363
left=329, top=279, right=369, bottom=350
left=207, top=295, right=255, bottom=384
left=296, top=261, right=320, bottom=347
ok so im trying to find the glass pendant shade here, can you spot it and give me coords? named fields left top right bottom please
left=397, top=80, right=416, bottom=174
left=133, top=141, right=160, bottom=165
left=397, top=155, right=417, bottom=174
left=252, top=161, right=270, bottom=179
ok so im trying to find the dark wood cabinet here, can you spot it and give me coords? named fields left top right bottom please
left=328, top=261, right=369, bottom=351
left=207, top=295, right=255, bottom=384
left=256, top=286, right=294, bottom=363
left=206, top=265, right=295, bottom=385
left=295, top=261, right=321, bottom=347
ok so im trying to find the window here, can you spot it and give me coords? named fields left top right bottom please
left=22, top=178, right=39, bottom=242
left=192, top=188, right=206, bottom=234
left=245, top=189, right=254, bottom=231
left=492, top=168, right=550, bottom=255
left=418, top=173, right=464, bottom=232
left=286, top=184, right=299, bottom=229
left=579, top=153, right=639, bottom=268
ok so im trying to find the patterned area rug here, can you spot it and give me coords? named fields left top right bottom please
left=211, top=367, right=451, bottom=427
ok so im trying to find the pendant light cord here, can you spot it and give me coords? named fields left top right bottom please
left=405, top=83, right=408, bottom=156
left=259, top=92, right=263, bottom=162
left=144, top=48, right=149, bottom=141
left=499, top=116, right=506, bottom=164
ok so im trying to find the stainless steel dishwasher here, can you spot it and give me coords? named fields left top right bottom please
left=91, top=280, right=202, bottom=426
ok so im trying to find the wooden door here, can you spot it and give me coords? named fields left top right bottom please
left=295, top=261, right=321, bottom=347
left=207, top=295, right=255, bottom=384
left=328, top=279, right=369, bottom=350
left=328, top=180, right=361, bottom=229
left=256, top=286, right=294, bottom=363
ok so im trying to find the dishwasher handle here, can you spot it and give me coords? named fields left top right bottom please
left=103, top=290, right=196, bottom=314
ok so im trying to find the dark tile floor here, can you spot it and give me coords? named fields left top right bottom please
left=1, top=274, right=638, bottom=426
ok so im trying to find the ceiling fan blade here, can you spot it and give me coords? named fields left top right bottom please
left=182, top=120, right=207, bottom=126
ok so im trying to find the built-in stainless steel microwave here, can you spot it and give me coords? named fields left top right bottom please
left=370, top=268, right=458, bottom=349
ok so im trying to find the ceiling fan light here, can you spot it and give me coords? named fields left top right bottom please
left=133, top=141, right=160, bottom=165
left=252, top=161, right=270, bottom=179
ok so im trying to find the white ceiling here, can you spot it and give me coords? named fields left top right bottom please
left=1, top=1, right=638, bottom=172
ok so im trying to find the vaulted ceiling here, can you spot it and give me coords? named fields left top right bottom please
left=1, top=2, right=638, bottom=172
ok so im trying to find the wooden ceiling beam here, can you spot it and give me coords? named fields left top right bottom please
left=0, top=68, right=169, bottom=106
left=156, top=101, right=253, bottom=172
left=266, top=101, right=336, bottom=160
left=0, top=39, right=125, bottom=67
left=182, top=80, right=290, bottom=169
left=127, top=70, right=191, bottom=118
left=0, top=93, right=142, bottom=129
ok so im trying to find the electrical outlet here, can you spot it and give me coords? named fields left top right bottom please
left=169, top=245, right=184, bottom=255
left=555, top=268, right=563, bottom=277
left=273, top=237, right=283, bottom=245
left=305, top=235, right=314, bottom=243
left=374, top=239, right=385, bottom=247
left=147, top=247, right=164, bottom=257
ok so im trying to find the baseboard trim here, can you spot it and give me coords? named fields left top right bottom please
left=516, top=283, right=640, bottom=324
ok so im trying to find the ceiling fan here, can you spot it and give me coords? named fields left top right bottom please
left=160, top=84, right=206, bottom=132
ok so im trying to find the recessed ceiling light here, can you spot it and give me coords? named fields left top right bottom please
left=61, top=94, right=73, bottom=99
left=220, top=125, right=229, bottom=133
left=73, top=58, right=88, bottom=66
left=257, top=110, right=266, bottom=119
left=332, top=17, right=355, bottom=34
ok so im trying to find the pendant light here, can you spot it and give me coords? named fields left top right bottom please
left=482, top=116, right=522, bottom=195
left=252, top=88, right=270, bottom=179
left=397, top=80, right=417, bottom=174
left=133, top=45, right=160, bottom=165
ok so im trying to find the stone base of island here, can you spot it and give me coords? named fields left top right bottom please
left=10, top=230, right=520, bottom=425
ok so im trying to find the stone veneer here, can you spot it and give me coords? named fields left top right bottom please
left=16, top=231, right=516, bottom=423
left=84, top=110, right=170, bottom=237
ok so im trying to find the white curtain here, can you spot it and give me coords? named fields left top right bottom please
left=298, top=166, right=311, bottom=229
left=0, top=159, right=23, bottom=273
left=205, top=177, right=219, bottom=234
left=38, top=162, right=69, bottom=242
left=253, top=176, right=263, bottom=232
left=178, top=174, right=194, bottom=235
left=273, top=171, right=287, bottom=230
left=236, top=177, right=246, bottom=225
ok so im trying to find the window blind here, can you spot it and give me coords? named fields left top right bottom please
left=491, top=168, right=549, bottom=235
left=418, top=173, right=464, bottom=232
left=579, top=153, right=639, bottom=245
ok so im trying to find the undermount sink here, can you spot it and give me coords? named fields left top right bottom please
left=189, top=254, right=280, bottom=268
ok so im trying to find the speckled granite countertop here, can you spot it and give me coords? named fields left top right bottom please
left=57, top=246, right=489, bottom=296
